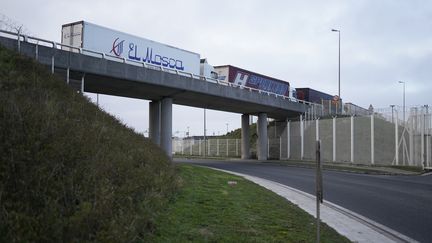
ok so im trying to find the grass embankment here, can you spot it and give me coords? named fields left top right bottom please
left=150, top=165, right=350, bottom=242
left=0, top=46, right=178, bottom=241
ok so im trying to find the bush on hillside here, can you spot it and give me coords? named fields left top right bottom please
left=0, top=46, right=178, bottom=242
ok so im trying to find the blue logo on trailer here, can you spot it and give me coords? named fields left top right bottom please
left=110, top=38, right=185, bottom=71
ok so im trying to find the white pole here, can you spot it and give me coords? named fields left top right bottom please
left=351, top=116, right=354, bottom=163
left=316, top=119, right=319, bottom=141
left=301, top=115, right=304, bottom=160
left=226, top=139, right=229, bottom=157
left=409, top=116, right=414, bottom=166
left=268, top=138, right=270, bottom=158
left=51, top=56, right=55, bottom=74
left=427, top=114, right=430, bottom=167
left=287, top=120, right=291, bottom=159
left=371, top=114, right=375, bottom=165
left=395, top=113, right=399, bottom=165
left=421, top=113, right=425, bottom=168
left=333, top=117, right=336, bottom=162
left=236, top=139, right=239, bottom=157
left=81, top=75, right=85, bottom=93
left=279, top=136, right=282, bottom=159
left=217, top=139, right=219, bottom=156
left=199, top=139, right=201, bottom=156
left=181, top=140, right=184, bottom=155
left=66, top=67, right=70, bottom=84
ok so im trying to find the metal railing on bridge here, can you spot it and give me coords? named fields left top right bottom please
left=0, top=29, right=319, bottom=108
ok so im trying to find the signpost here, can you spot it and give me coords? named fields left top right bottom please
left=316, top=140, right=323, bottom=243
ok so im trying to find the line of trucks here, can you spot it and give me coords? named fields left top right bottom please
left=61, top=20, right=365, bottom=113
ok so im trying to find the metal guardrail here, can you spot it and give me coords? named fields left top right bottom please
left=0, top=29, right=317, bottom=106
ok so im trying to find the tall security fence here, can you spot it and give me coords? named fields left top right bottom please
left=172, top=138, right=241, bottom=158
left=172, top=106, right=431, bottom=168
left=269, top=106, right=431, bottom=168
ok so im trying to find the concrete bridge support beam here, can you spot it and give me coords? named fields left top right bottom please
left=241, top=114, right=250, bottom=159
left=257, top=113, right=268, bottom=160
left=149, top=100, right=161, bottom=145
left=161, top=97, right=173, bottom=158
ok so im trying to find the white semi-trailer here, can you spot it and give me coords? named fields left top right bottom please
left=61, top=21, right=201, bottom=75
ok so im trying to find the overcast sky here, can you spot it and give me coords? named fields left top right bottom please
left=2, top=0, right=431, bottom=136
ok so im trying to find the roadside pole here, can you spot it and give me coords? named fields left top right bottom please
left=316, top=140, right=323, bottom=243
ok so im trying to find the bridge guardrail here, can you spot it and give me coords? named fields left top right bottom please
left=0, top=29, right=319, bottom=106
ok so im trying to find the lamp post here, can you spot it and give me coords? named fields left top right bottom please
left=204, top=108, right=207, bottom=157
left=226, top=123, right=229, bottom=134
left=331, top=29, right=341, bottom=99
left=398, top=81, right=406, bottom=124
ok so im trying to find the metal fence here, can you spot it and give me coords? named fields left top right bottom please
left=172, top=138, right=241, bottom=157
left=172, top=106, right=431, bottom=168
left=269, top=106, right=431, bottom=168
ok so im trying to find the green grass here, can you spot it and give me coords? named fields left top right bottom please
left=0, top=45, right=178, bottom=242
left=381, top=165, right=424, bottom=173
left=150, top=165, right=350, bottom=242
left=276, top=160, right=424, bottom=174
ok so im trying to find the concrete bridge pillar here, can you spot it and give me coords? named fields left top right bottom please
left=161, top=97, right=173, bottom=158
left=241, top=114, right=250, bottom=159
left=149, top=100, right=160, bottom=145
left=257, top=113, right=268, bottom=160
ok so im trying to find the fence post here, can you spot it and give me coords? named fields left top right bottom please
left=371, top=114, right=375, bottom=165
left=51, top=55, right=55, bottom=74
left=315, top=140, right=323, bottom=243
left=66, top=67, right=70, bottom=84
left=208, top=139, right=211, bottom=157
left=333, top=117, right=336, bottom=162
left=351, top=116, right=354, bottom=163
left=217, top=139, right=219, bottom=156
left=35, top=44, right=39, bottom=60
left=316, top=119, right=319, bottom=141
left=268, top=138, right=270, bottom=158
left=236, top=139, right=239, bottom=157
left=409, top=114, right=414, bottom=166
left=81, top=75, right=85, bottom=93
left=199, top=139, right=201, bottom=156
left=287, top=120, right=291, bottom=159
left=421, top=113, right=425, bottom=169
left=427, top=114, right=431, bottom=167
left=300, top=115, right=304, bottom=160
left=395, top=113, right=399, bottom=165
left=226, top=139, right=229, bottom=157
left=279, top=136, right=282, bottom=159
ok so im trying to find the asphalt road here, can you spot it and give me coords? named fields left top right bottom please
left=176, top=159, right=432, bottom=243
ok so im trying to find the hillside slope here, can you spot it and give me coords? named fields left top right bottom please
left=0, top=46, right=178, bottom=242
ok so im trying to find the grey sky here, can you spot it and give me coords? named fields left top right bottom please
left=2, top=0, right=431, bottom=136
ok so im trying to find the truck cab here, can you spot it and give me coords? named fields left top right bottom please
left=200, top=59, right=218, bottom=80
left=289, top=88, right=297, bottom=102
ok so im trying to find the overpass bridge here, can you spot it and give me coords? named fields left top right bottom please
left=0, top=30, right=312, bottom=160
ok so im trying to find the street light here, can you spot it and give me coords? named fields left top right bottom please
left=398, top=81, right=406, bottom=123
left=331, top=29, right=341, bottom=99
left=226, top=123, right=229, bottom=134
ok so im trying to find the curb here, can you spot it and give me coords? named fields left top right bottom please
left=206, top=166, right=418, bottom=243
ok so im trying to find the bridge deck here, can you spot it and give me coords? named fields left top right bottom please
left=0, top=35, right=306, bottom=119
